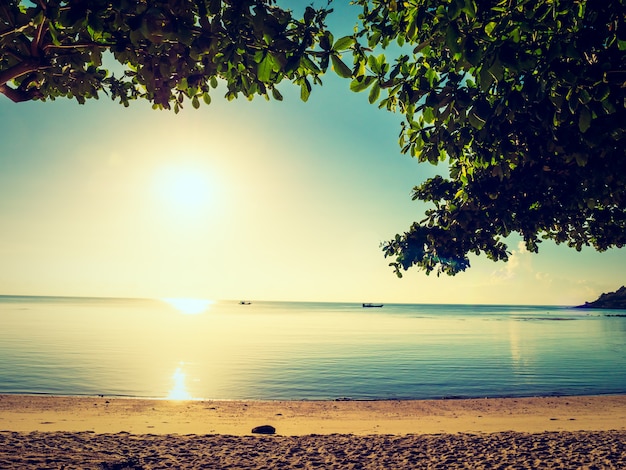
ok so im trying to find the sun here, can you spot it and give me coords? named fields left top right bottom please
left=166, top=170, right=209, bottom=206
left=153, top=164, right=215, bottom=214
left=155, top=166, right=211, bottom=208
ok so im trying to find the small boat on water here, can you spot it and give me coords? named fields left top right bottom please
left=362, top=303, right=383, bottom=308
left=239, top=301, right=251, bottom=305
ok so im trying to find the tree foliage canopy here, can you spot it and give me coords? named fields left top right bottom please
left=0, top=0, right=351, bottom=109
left=349, top=0, right=625, bottom=275
left=1, top=0, right=625, bottom=276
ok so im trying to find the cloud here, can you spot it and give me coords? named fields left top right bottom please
left=534, top=271, right=553, bottom=284
left=491, top=241, right=530, bottom=282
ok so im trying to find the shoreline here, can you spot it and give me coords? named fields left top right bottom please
left=2, top=394, right=626, bottom=469
left=1, top=393, right=625, bottom=436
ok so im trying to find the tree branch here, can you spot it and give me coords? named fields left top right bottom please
left=0, top=60, right=42, bottom=86
left=32, top=19, right=48, bottom=57
left=0, top=60, right=44, bottom=102
left=0, top=83, right=40, bottom=102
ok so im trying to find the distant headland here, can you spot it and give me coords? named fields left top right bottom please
left=576, top=286, right=626, bottom=310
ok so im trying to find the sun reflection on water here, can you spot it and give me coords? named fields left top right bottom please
left=167, top=366, right=192, bottom=400
left=161, top=298, right=214, bottom=315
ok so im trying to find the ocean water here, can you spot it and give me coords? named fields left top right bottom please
left=0, top=296, right=625, bottom=400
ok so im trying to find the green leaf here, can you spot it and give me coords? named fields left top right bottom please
left=300, top=79, right=311, bottom=102
left=333, top=35, right=355, bottom=51
left=319, top=34, right=331, bottom=51
left=578, top=107, right=592, bottom=133
left=356, top=59, right=367, bottom=76
left=510, top=27, right=521, bottom=43
left=575, top=152, right=588, bottom=166
left=300, top=55, right=321, bottom=73
left=368, top=81, right=381, bottom=103
left=48, top=22, right=61, bottom=46
left=303, top=6, right=315, bottom=24
left=376, top=54, right=386, bottom=72
left=446, top=25, right=461, bottom=53
left=425, top=68, right=438, bottom=88
left=406, top=21, right=418, bottom=42
left=478, top=66, right=495, bottom=89
left=350, top=76, right=376, bottom=92
left=330, top=55, right=352, bottom=78
left=271, top=87, right=283, bottom=101
left=578, top=89, right=591, bottom=105
left=368, top=54, right=380, bottom=74
left=468, top=110, right=485, bottom=129
left=594, top=84, right=610, bottom=102
left=484, top=21, right=497, bottom=37
left=448, top=0, right=463, bottom=20
left=192, top=95, right=200, bottom=109
left=462, top=0, right=477, bottom=18
left=258, top=54, right=273, bottom=82
left=423, top=107, right=435, bottom=123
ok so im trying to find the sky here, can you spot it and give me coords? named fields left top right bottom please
left=0, top=4, right=625, bottom=306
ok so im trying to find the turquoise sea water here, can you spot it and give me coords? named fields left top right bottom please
left=0, top=296, right=625, bottom=400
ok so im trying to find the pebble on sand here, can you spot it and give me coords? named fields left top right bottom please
left=252, top=425, right=276, bottom=434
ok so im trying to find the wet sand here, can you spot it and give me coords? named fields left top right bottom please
left=1, top=394, right=625, bottom=469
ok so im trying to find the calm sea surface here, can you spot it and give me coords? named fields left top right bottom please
left=1, top=296, right=625, bottom=400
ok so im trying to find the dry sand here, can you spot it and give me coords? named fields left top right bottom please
left=1, top=394, right=625, bottom=469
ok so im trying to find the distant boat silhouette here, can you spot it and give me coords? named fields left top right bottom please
left=239, top=301, right=251, bottom=305
left=362, top=303, right=383, bottom=308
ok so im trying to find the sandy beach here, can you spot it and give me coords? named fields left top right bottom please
left=1, top=394, right=626, bottom=469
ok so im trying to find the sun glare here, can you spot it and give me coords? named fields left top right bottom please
left=162, top=297, right=214, bottom=315
left=153, top=165, right=215, bottom=214
left=167, top=366, right=192, bottom=400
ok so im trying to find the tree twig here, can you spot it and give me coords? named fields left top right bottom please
left=42, top=42, right=114, bottom=51
left=0, top=23, right=32, bottom=39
